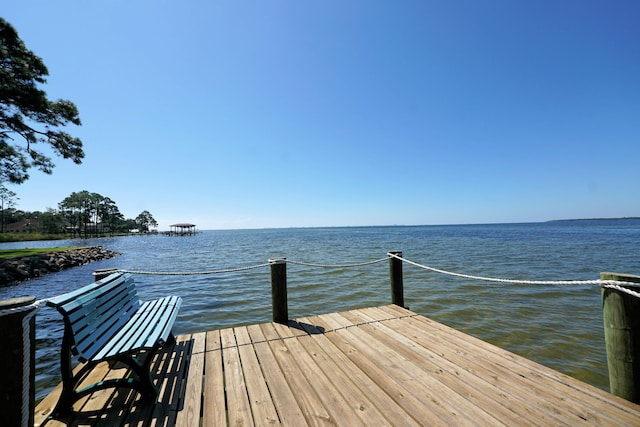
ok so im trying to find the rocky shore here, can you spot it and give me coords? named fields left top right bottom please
left=0, top=246, right=121, bottom=286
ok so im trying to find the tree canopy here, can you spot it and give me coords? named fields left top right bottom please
left=58, top=191, right=125, bottom=236
left=0, top=184, right=18, bottom=233
left=0, top=18, right=84, bottom=184
left=135, top=210, right=158, bottom=232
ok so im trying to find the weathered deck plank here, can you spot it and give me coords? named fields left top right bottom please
left=296, top=316, right=423, bottom=426
left=35, top=305, right=640, bottom=426
left=247, top=323, right=309, bottom=426
left=174, top=332, right=205, bottom=427
left=389, top=307, right=640, bottom=425
left=316, top=312, right=484, bottom=426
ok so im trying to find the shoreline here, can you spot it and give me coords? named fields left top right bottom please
left=0, top=246, right=121, bottom=286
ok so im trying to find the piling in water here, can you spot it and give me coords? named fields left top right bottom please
left=389, top=250, right=405, bottom=308
left=601, top=272, right=640, bottom=403
left=270, top=259, right=288, bottom=324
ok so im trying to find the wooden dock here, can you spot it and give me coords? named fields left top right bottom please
left=35, top=304, right=640, bottom=426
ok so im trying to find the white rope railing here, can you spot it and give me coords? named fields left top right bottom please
left=600, top=283, right=640, bottom=299
left=387, top=252, right=640, bottom=298
left=116, top=262, right=271, bottom=275
left=116, top=258, right=388, bottom=275
left=105, top=253, right=640, bottom=298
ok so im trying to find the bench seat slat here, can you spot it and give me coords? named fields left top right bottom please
left=94, top=299, right=164, bottom=359
left=127, top=296, right=181, bottom=349
left=93, top=296, right=181, bottom=360
left=125, top=300, right=168, bottom=349
left=129, top=297, right=181, bottom=348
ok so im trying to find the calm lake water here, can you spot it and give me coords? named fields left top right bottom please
left=1, top=220, right=639, bottom=401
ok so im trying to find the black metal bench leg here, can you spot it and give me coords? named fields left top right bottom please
left=52, top=323, right=89, bottom=417
left=141, top=344, right=160, bottom=397
left=119, top=344, right=160, bottom=398
left=51, top=338, right=159, bottom=418
left=129, top=358, right=157, bottom=397
left=167, top=332, right=177, bottom=345
left=52, top=354, right=158, bottom=419
left=51, top=364, right=93, bottom=418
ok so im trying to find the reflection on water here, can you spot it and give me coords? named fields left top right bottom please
left=1, top=221, right=639, bottom=400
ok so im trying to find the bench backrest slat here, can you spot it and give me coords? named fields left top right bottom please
left=47, top=273, right=143, bottom=360
left=73, top=289, right=139, bottom=359
left=47, top=273, right=128, bottom=310
left=65, top=277, right=135, bottom=323
left=73, top=296, right=139, bottom=358
left=70, top=283, right=137, bottom=338
left=77, top=302, right=139, bottom=360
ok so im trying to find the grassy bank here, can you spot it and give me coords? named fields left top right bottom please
left=0, top=247, right=83, bottom=260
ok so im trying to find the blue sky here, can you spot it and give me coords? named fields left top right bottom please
left=4, top=1, right=639, bottom=230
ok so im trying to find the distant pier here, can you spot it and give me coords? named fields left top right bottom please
left=165, top=223, right=197, bottom=236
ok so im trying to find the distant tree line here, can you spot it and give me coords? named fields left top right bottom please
left=0, top=188, right=157, bottom=237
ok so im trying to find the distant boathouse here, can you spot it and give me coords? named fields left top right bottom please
left=167, top=223, right=197, bottom=236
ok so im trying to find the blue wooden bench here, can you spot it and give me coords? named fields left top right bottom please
left=46, top=272, right=182, bottom=416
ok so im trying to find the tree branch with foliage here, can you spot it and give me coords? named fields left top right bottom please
left=0, top=18, right=84, bottom=184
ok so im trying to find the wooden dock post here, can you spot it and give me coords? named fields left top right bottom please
left=93, top=268, right=119, bottom=281
left=601, top=272, right=640, bottom=403
left=389, top=250, right=404, bottom=307
left=0, top=296, right=37, bottom=427
left=270, top=258, right=288, bottom=324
